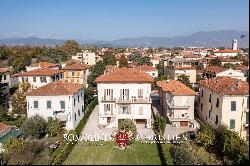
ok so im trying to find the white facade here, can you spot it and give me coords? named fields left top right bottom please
left=214, top=52, right=239, bottom=57
left=97, top=83, right=152, bottom=128
left=26, top=66, right=59, bottom=72
left=72, top=50, right=98, bottom=65
left=17, top=73, right=64, bottom=90
left=216, top=69, right=246, bottom=81
left=26, top=89, right=84, bottom=130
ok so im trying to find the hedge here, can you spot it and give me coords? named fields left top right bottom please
left=50, top=97, right=98, bottom=165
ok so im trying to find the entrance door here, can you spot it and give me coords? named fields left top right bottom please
left=180, top=121, right=188, bottom=127
left=107, top=117, right=111, bottom=123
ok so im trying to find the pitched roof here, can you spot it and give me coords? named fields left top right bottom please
left=156, top=80, right=196, bottom=96
left=0, top=122, right=11, bottom=133
left=0, top=68, right=10, bottom=73
left=204, top=66, right=226, bottom=73
left=15, top=68, right=64, bottom=77
left=182, top=54, right=202, bottom=59
left=198, top=76, right=249, bottom=95
left=215, top=49, right=240, bottom=53
left=95, top=67, right=154, bottom=83
left=235, top=65, right=249, bottom=71
left=63, top=63, right=92, bottom=70
left=28, top=62, right=58, bottom=68
left=27, top=81, right=84, bottom=96
left=133, top=65, right=157, bottom=72
left=174, top=66, right=196, bottom=70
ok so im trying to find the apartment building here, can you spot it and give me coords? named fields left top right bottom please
left=26, top=81, right=84, bottom=130
left=62, top=63, right=91, bottom=87
left=26, top=62, right=59, bottom=72
left=96, top=67, right=154, bottom=128
left=203, top=66, right=246, bottom=81
left=15, top=68, right=64, bottom=90
left=197, top=77, right=249, bottom=140
left=164, top=57, right=197, bottom=84
left=72, top=50, right=99, bottom=65
left=156, top=80, right=196, bottom=127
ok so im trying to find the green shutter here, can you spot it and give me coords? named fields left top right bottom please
left=229, top=119, right=235, bottom=129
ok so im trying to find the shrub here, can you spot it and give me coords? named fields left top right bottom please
left=171, top=144, right=196, bottom=165
left=21, top=115, right=47, bottom=139
left=195, top=124, right=216, bottom=151
left=47, top=117, right=64, bottom=139
left=161, top=144, right=174, bottom=165
left=153, top=114, right=166, bottom=134
left=118, top=119, right=137, bottom=144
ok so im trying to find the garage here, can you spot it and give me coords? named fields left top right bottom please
left=135, top=119, right=146, bottom=124
left=180, top=121, right=188, bottom=127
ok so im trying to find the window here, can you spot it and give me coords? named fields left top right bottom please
left=138, top=89, right=143, bottom=99
left=71, top=79, right=74, bottom=83
left=216, top=98, right=219, bottom=108
left=201, top=103, right=203, bottom=111
left=231, top=101, right=236, bottom=111
left=104, top=104, right=113, bottom=113
left=104, top=89, right=113, bottom=100
left=33, top=77, right=36, bottom=82
left=78, top=110, right=80, bottom=116
left=78, top=95, right=80, bottom=102
left=3, top=75, right=6, bottom=80
left=201, top=90, right=204, bottom=97
left=209, top=94, right=211, bottom=103
left=247, top=97, right=249, bottom=109
left=47, top=101, right=51, bottom=109
left=60, top=74, right=63, bottom=79
left=120, top=89, right=129, bottom=100
left=40, top=77, right=47, bottom=83
left=74, top=113, right=77, bottom=121
left=209, top=110, right=211, bottom=118
left=72, top=72, right=75, bottom=76
left=34, top=101, right=38, bottom=108
left=60, top=101, right=65, bottom=109
left=74, top=99, right=76, bottom=106
left=215, top=115, right=218, bottom=125
left=81, top=93, right=83, bottom=100
left=82, top=105, right=84, bottom=113
left=139, top=107, right=143, bottom=115
left=229, top=119, right=235, bottom=129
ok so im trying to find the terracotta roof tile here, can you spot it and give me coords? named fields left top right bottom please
left=204, top=66, right=225, bottom=73
left=133, top=65, right=157, bottom=72
left=198, top=76, right=249, bottom=95
left=63, top=63, right=92, bottom=70
left=27, top=81, right=84, bottom=96
left=156, top=80, right=196, bottom=96
left=95, top=67, right=154, bottom=83
left=235, top=65, right=249, bottom=71
left=28, top=62, right=58, bottom=68
left=0, top=68, right=10, bottom=73
left=215, top=49, right=240, bottom=53
left=15, top=68, right=64, bottom=77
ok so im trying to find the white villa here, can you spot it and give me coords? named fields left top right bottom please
left=26, top=81, right=85, bottom=130
left=15, top=68, right=64, bottom=90
left=26, top=62, right=59, bottom=72
left=95, top=67, right=154, bottom=128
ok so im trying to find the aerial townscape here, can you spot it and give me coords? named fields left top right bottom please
left=0, top=0, right=249, bottom=165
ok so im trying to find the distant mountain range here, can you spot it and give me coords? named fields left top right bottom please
left=0, top=30, right=248, bottom=48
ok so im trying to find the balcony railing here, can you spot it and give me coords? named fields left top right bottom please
left=53, top=110, right=68, bottom=121
left=169, top=116, right=191, bottom=121
left=99, top=111, right=114, bottom=117
left=167, top=102, right=190, bottom=109
left=101, top=96, right=115, bottom=102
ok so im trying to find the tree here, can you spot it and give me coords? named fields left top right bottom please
left=118, top=119, right=137, bottom=144
left=171, top=144, right=196, bottom=165
left=128, top=53, right=142, bottom=64
left=139, top=56, right=153, bottom=66
left=84, top=87, right=95, bottom=106
left=10, top=82, right=31, bottom=115
left=21, top=115, right=47, bottom=139
left=87, top=61, right=105, bottom=87
left=47, top=117, right=64, bottom=139
left=196, top=74, right=202, bottom=82
left=208, top=58, right=222, bottom=67
left=156, top=61, right=164, bottom=77
left=118, top=55, right=128, bottom=68
left=61, top=40, right=81, bottom=56
left=223, top=63, right=236, bottom=69
left=103, top=52, right=116, bottom=66
left=177, top=74, right=190, bottom=87
left=195, top=124, right=216, bottom=151
left=153, top=114, right=166, bottom=134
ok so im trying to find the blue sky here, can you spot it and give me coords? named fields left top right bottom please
left=0, top=0, right=248, bottom=40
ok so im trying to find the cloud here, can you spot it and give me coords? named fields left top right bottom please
left=49, top=32, right=57, bottom=38
left=2, top=32, right=23, bottom=38
left=27, top=33, right=36, bottom=37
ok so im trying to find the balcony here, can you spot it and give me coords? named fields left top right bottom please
left=53, top=110, right=68, bottom=121
left=101, top=96, right=115, bottom=102
left=99, top=111, right=114, bottom=117
left=167, top=101, right=190, bottom=109
left=169, top=116, right=192, bottom=122
left=116, top=97, right=151, bottom=104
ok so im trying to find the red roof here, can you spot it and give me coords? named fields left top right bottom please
left=27, top=81, right=84, bottom=96
left=28, top=62, right=58, bottom=68
left=204, top=66, right=225, bottom=73
left=0, top=122, right=11, bottom=133
left=235, top=65, right=249, bottom=71
left=198, top=77, right=249, bottom=95
left=16, top=68, right=64, bottom=77
left=95, top=67, right=154, bottom=83
left=156, top=80, right=196, bottom=96
left=215, top=49, right=240, bottom=53
left=133, top=65, right=157, bottom=72
left=63, top=63, right=92, bottom=70
left=0, top=68, right=10, bottom=73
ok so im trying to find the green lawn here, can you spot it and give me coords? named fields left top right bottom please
left=64, top=141, right=162, bottom=165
